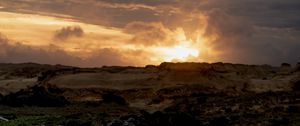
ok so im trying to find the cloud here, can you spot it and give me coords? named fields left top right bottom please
left=94, top=0, right=176, bottom=6
left=0, top=34, right=81, bottom=66
left=1, top=0, right=300, bottom=29
left=0, top=33, right=142, bottom=67
left=93, top=1, right=156, bottom=11
left=0, top=34, right=10, bottom=57
left=0, top=0, right=178, bottom=27
left=201, top=9, right=300, bottom=65
left=85, top=48, right=152, bottom=66
left=124, top=21, right=178, bottom=46
left=54, top=26, right=84, bottom=40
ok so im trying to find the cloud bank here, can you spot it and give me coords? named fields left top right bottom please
left=0, top=0, right=299, bottom=66
left=0, top=33, right=142, bottom=67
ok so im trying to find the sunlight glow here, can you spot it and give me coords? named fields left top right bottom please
left=0, top=11, right=208, bottom=66
left=159, top=45, right=200, bottom=62
left=154, top=29, right=202, bottom=62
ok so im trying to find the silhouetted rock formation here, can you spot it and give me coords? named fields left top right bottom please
left=0, top=86, right=69, bottom=107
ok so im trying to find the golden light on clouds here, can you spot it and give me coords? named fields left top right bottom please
left=0, top=11, right=130, bottom=46
left=148, top=29, right=205, bottom=63
left=158, top=45, right=200, bottom=62
left=0, top=0, right=297, bottom=66
left=0, top=10, right=211, bottom=66
left=0, top=11, right=133, bottom=59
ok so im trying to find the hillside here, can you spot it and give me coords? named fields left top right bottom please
left=0, top=62, right=300, bottom=125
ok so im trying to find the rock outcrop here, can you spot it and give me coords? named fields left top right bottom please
left=0, top=62, right=300, bottom=125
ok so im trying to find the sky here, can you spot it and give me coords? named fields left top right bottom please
left=0, top=0, right=299, bottom=67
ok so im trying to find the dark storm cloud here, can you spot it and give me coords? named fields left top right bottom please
left=194, top=0, right=300, bottom=30
left=0, top=0, right=180, bottom=27
left=1, top=0, right=299, bottom=29
left=203, top=9, right=300, bottom=65
left=54, top=26, right=84, bottom=40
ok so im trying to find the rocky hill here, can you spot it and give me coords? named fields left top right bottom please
left=0, top=62, right=300, bottom=125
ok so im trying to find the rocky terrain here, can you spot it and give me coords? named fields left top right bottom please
left=0, top=62, right=300, bottom=126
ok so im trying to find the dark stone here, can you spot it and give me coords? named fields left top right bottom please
left=270, top=117, right=289, bottom=126
left=287, top=105, right=300, bottom=113
left=293, top=80, right=300, bottom=91
left=210, top=116, right=230, bottom=126
left=0, top=86, right=69, bottom=107
left=38, top=70, right=56, bottom=81
left=102, top=93, right=127, bottom=105
left=47, top=85, right=65, bottom=94
left=196, top=97, right=207, bottom=104
left=149, top=96, right=164, bottom=104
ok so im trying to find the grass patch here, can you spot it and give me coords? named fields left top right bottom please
left=0, top=116, right=51, bottom=126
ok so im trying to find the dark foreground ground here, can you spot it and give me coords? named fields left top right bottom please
left=0, top=62, right=299, bottom=126
left=1, top=91, right=300, bottom=126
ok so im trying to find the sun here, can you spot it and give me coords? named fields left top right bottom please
left=150, top=28, right=203, bottom=63
left=159, top=45, right=200, bottom=62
